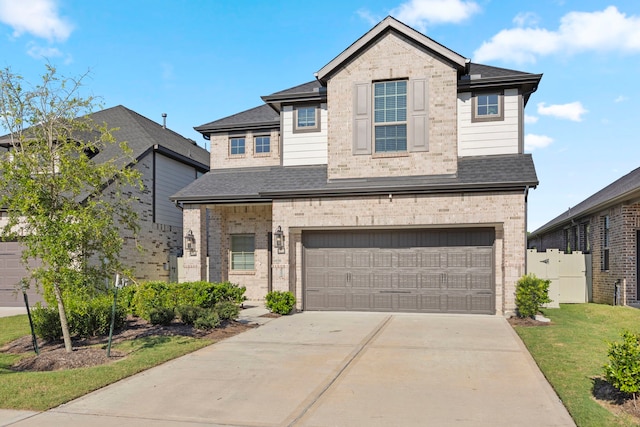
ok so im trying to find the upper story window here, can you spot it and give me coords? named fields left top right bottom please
left=374, top=80, right=407, bottom=152
left=230, top=137, right=245, bottom=156
left=254, top=136, right=270, bottom=154
left=472, top=92, right=504, bottom=122
left=293, top=106, right=321, bottom=133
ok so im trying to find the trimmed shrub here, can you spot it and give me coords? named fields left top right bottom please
left=67, top=294, right=126, bottom=337
left=31, top=305, right=63, bottom=341
left=515, top=273, right=552, bottom=318
left=214, top=301, right=240, bottom=321
left=265, top=291, right=296, bottom=315
left=193, top=309, right=220, bottom=330
left=118, top=284, right=138, bottom=315
left=176, top=305, right=204, bottom=326
left=148, top=307, right=175, bottom=326
left=604, top=330, right=640, bottom=403
left=130, top=281, right=247, bottom=320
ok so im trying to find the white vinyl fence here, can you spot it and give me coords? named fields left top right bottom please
left=526, top=249, right=592, bottom=308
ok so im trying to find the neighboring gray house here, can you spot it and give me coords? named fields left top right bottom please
left=172, top=17, right=542, bottom=316
left=0, top=105, right=209, bottom=306
left=529, top=166, right=640, bottom=305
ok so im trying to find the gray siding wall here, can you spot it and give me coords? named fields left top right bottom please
left=155, top=154, right=196, bottom=227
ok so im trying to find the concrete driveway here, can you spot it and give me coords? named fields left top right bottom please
left=3, top=312, right=575, bottom=427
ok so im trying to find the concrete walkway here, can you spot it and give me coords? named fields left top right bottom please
left=1, top=312, right=575, bottom=427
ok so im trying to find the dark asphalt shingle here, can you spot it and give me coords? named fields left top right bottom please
left=172, top=154, right=537, bottom=203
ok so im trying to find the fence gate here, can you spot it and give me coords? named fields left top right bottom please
left=526, top=249, right=591, bottom=307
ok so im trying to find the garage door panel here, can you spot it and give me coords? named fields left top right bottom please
left=372, top=293, right=393, bottom=310
left=398, top=274, right=419, bottom=289
left=303, top=228, right=495, bottom=314
left=373, top=252, right=393, bottom=267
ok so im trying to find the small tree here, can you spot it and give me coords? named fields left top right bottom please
left=0, top=65, right=142, bottom=352
left=514, top=273, right=552, bottom=318
left=604, top=330, right=640, bottom=406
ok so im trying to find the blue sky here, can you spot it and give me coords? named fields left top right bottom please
left=1, top=0, right=639, bottom=231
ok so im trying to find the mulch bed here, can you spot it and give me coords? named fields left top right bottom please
left=592, top=377, right=640, bottom=421
left=506, top=316, right=551, bottom=327
left=1, top=316, right=257, bottom=372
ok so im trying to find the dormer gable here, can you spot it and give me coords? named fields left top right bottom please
left=316, top=16, right=469, bottom=84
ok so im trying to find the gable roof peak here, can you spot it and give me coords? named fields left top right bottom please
left=316, top=16, right=469, bottom=83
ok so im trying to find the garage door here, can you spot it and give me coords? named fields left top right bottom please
left=303, top=228, right=495, bottom=314
left=0, top=241, right=43, bottom=307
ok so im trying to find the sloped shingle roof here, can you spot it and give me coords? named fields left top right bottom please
left=90, top=106, right=209, bottom=169
left=172, top=154, right=537, bottom=203
left=531, top=166, right=640, bottom=236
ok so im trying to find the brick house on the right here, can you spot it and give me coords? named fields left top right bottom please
left=528, top=166, right=640, bottom=305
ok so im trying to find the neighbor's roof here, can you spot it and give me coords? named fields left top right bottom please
left=531, top=166, right=640, bottom=236
left=0, top=105, right=210, bottom=170
left=90, top=105, right=209, bottom=170
left=171, top=154, right=538, bottom=203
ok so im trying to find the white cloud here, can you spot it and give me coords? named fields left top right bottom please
left=537, top=102, right=587, bottom=122
left=525, top=134, right=553, bottom=151
left=390, top=0, right=481, bottom=31
left=26, top=41, right=72, bottom=63
left=524, top=114, right=538, bottom=124
left=357, top=8, right=380, bottom=26
left=614, top=95, right=628, bottom=103
left=513, top=12, right=539, bottom=28
left=0, top=0, right=73, bottom=42
left=474, top=6, right=640, bottom=63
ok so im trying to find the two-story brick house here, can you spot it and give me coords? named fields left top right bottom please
left=172, top=17, right=542, bottom=315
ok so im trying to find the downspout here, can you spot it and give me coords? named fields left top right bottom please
left=524, top=185, right=530, bottom=274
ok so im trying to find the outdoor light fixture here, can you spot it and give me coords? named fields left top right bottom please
left=274, top=225, right=285, bottom=254
left=185, top=229, right=197, bottom=256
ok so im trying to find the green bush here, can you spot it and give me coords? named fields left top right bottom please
left=118, top=284, right=138, bottom=314
left=31, top=305, right=63, bottom=341
left=214, top=301, right=240, bottom=321
left=65, top=293, right=126, bottom=338
left=176, top=305, right=204, bottom=325
left=604, top=330, right=640, bottom=402
left=265, top=291, right=296, bottom=315
left=130, top=281, right=246, bottom=320
left=193, top=309, right=220, bottom=330
left=514, top=273, right=552, bottom=318
left=148, top=307, right=175, bottom=326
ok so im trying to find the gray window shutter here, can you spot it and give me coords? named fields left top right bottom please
left=353, top=83, right=371, bottom=155
left=409, top=78, right=429, bottom=152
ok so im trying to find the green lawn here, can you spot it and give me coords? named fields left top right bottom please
left=0, top=314, right=213, bottom=410
left=514, top=304, right=640, bottom=427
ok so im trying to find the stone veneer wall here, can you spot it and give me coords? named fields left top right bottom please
left=271, top=191, right=527, bottom=314
left=326, top=31, right=459, bottom=180
left=208, top=129, right=281, bottom=170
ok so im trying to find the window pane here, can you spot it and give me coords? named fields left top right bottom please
left=375, top=124, right=407, bottom=152
left=230, top=138, right=245, bottom=155
left=231, top=235, right=255, bottom=270
left=255, top=136, right=270, bottom=153
left=297, top=107, right=316, bottom=127
left=477, top=94, right=499, bottom=116
left=374, top=81, right=407, bottom=124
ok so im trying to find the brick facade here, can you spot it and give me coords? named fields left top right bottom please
left=104, top=154, right=184, bottom=282
left=209, top=129, right=281, bottom=170
left=327, top=32, right=459, bottom=180
left=529, top=202, right=640, bottom=305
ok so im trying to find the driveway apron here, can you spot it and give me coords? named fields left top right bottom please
left=5, top=312, right=575, bottom=427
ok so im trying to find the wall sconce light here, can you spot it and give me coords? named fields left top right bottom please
left=274, top=225, right=285, bottom=254
left=185, top=229, right=197, bottom=256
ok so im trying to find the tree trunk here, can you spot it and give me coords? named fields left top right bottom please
left=52, top=282, right=73, bottom=353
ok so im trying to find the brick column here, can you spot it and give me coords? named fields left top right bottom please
left=180, top=204, right=207, bottom=282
